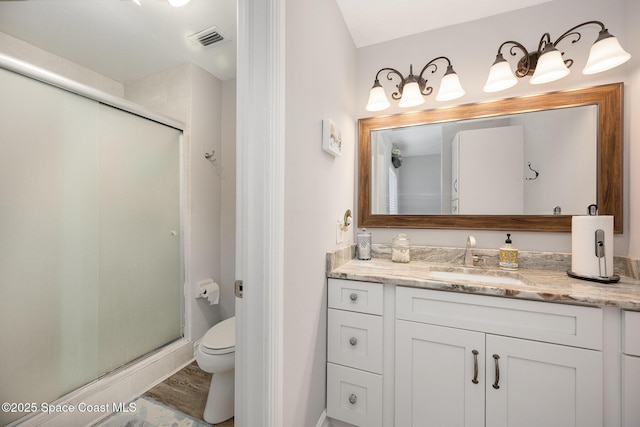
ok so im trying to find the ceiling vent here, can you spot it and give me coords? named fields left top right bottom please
left=188, top=26, right=228, bottom=48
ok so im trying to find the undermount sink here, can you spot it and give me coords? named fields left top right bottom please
left=428, top=270, right=527, bottom=286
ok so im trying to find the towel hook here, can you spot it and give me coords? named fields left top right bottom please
left=204, top=150, right=216, bottom=163
left=525, top=162, right=539, bottom=180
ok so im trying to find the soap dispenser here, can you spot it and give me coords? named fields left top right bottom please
left=499, top=233, right=518, bottom=270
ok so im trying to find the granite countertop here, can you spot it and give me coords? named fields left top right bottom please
left=328, top=257, right=640, bottom=311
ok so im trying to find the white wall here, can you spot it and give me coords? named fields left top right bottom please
left=0, top=31, right=123, bottom=97
left=514, top=107, right=597, bottom=215
left=283, top=0, right=357, bottom=424
left=356, top=0, right=637, bottom=256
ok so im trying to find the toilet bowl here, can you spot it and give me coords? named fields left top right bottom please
left=195, top=316, right=235, bottom=424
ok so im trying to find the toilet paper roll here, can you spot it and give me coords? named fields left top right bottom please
left=571, top=215, right=614, bottom=278
left=196, top=279, right=220, bottom=305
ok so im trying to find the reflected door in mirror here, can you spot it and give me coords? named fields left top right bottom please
left=452, top=126, right=524, bottom=214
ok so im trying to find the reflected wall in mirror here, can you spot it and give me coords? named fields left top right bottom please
left=358, top=83, right=623, bottom=232
left=371, top=106, right=597, bottom=216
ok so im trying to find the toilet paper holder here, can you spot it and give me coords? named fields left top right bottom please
left=196, top=279, right=220, bottom=305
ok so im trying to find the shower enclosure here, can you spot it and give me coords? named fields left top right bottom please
left=0, top=60, right=184, bottom=426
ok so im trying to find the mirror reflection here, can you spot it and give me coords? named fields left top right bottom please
left=371, top=106, right=597, bottom=216
left=357, top=83, right=623, bottom=232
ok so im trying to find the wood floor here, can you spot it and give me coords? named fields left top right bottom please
left=144, top=361, right=234, bottom=426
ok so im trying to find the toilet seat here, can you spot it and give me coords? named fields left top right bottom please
left=201, top=316, right=235, bottom=355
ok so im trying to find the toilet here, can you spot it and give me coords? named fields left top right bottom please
left=195, top=316, right=235, bottom=424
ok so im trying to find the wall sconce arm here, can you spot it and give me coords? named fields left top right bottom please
left=374, top=67, right=405, bottom=100
left=416, top=56, right=453, bottom=96
left=553, top=20, right=605, bottom=47
left=496, top=41, right=533, bottom=77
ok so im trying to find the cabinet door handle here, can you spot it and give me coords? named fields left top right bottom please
left=349, top=337, right=358, bottom=346
left=472, top=350, right=479, bottom=384
left=349, top=292, right=358, bottom=302
left=348, top=393, right=357, bottom=404
left=492, top=354, right=500, bottom=389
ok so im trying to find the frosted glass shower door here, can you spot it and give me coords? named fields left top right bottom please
left=97, top=104, right=182, bottom=373
left=0, top=66, right=183, bottom=425
left=0, top=68, right=101, bottom=425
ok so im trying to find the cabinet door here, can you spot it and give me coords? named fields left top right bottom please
left=622, top=354, right=640, bottom=427
left=396, top=320, right=485, bottom=427
left=486, top=335, right=602, bottom=427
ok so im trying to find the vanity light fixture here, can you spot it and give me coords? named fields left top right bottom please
left=366, top=56, right=465, bottom=112
left=483, top=20, right=631, bottom=92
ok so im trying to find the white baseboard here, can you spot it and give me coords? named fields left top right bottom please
left=315, top=409, right=329, bottom=427
left=325, top=415, right=358, bottom=427
left=7, top=339, right=194, bottom=427
left=319, top=410, right=359, bottom=427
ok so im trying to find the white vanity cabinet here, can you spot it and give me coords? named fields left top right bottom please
left=622, top=310, right=640, bottom=427
left=395, top=286, right=604, bottom=427
left=326, top=279, right=384, bottom=427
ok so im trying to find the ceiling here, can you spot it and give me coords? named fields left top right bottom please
left=0, top=0, right=554, bottom=83
left=336, top=0, right=555, bottom=48
left=0, top=0, right=237, bottom=82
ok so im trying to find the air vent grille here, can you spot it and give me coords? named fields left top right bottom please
left=188, top=26, right=228, bottom=48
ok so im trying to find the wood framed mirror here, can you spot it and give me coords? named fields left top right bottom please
left=358, top=83, right=623, bottom=232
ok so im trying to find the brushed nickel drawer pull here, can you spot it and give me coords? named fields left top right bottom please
left=349, top=292, right=358, bottom=302
left=349, top=337, right=358, bottom=346
left=348, top=393, right=357, bottom=404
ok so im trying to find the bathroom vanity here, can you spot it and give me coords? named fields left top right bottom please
left=325, top=253, right=640, bottom=427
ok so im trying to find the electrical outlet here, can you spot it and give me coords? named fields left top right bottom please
left=336, top=221, right=344, bottom=244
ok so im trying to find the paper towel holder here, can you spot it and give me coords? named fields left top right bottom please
left=567, top=205, right=620, bottom=283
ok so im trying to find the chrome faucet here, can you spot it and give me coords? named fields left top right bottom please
left=464, top=235, right=476, bottom=266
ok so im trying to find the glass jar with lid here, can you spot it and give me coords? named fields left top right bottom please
left=356, top=228, right=372, bottom=260
left=391, top=233, right=411, bottom=263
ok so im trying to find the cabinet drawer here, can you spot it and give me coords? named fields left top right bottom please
left=623, top=311, right=640, bottom=356
left=328, top=279, right=383, bottom=315
left=396, top=286, right=602, bottom=350
left=328, top=309, right=383, bottom=374
left=327, top=362, right=382, bottom=427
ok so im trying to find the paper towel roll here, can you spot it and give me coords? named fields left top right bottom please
left=571, top=215, right=614, bottom=278
left=196, top=279, right=220, bottom=305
